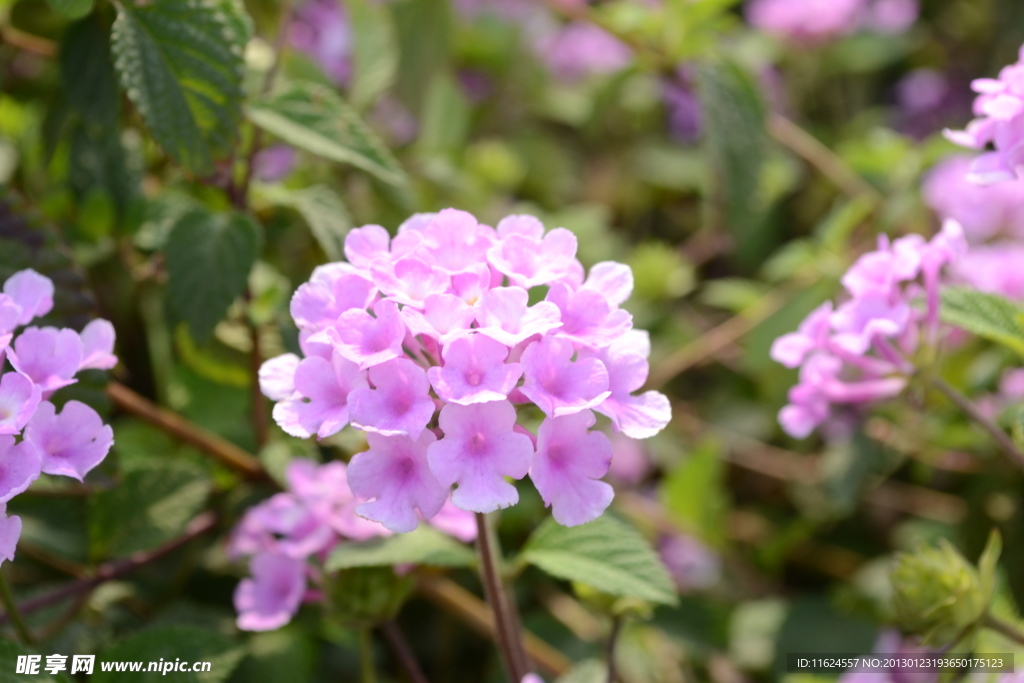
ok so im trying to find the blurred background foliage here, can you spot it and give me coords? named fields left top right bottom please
left=3, top=0, right=1024, bottom=681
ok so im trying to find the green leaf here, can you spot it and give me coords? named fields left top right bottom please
left=659, top=439, right=728, bottom=545
left=229, top=627, right=317, bottom=683
left=326, top=525, right=475, bottom=571
left=93, top=626, right=245, bottom=683
left=698, top=60, right=768, bottom=265
left=520, top=515, right=678, bottom=606
left=390, top=0, right=451, bottom=112
left=247, top=82, right=406, bottom=187
left=347, top=0, right=398, bottom=109
left=0, top=641, right=72, bottom=683
left=416, top=70, right=470, bottom=156
left=260, top=184, right=352, bottom=261
left=111, top=0, right=245, bottom=173
left=46, top=0, right=94, bottom=19
left=941, top=287, right=1024, bottom=357
left=165, top=209, right=261, bottom=342
left=88, top=462, right=212, bottom=559
left=555, top=659, right=609, bottom=683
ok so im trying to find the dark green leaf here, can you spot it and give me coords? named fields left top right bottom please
left=228, top=628, right=317, bottom=683
left=247, top=82, right=407, bottom=187
left=326, top=525, right=475, bottom=570
left=46, top=0, right=95, bottom=19
left=260, top=184, right=351, bottom=261
left=521, top=515, right=678, bottom=606
left=698, top=61, right=767, bottom=265
left=88, top=461, right=212, bottom=558
left=93, top=626, right=245, bottom=683
left=165, top=210, right=261, bottom=342
left=941, top=286, right=1024, bottom=357
left=0, top=641, right=72, bottom=683
left=555, top=659, right=608, bottom=683
left=111, top=0, right=245, bottom=173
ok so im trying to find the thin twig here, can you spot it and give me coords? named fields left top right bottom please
left=0, top=571, right=34, bottom=645
left=474, top=513, right=530, bottom=682
left=606, top=616, right=623, bottom=683
left=415, top=574, right=571, bottom=679
left=0, top=26, right=56, bottom=57
left=932, top=376, right=1024, bottom=471
left=0, top=512, right=218, bottom=625
left=766, top=114, right=883, bottom=203
left=984, top=613, right=1024, bottom=647
left=381, top=620, right=430, bottom=683
left=106, top=382, right=269, bottom=480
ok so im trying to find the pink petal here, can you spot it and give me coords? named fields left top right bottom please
left=519, top=337, right=610, bottom=417
left=349, top=358, right=435, bottom=438
left=24, top=400, right=113, bottom=481
left=0, top=435, right=41, bottom=502
left=259, top=354, right=301, bottom=401
left=3, top=269, right=53, bottom=325
left=78, top=319, right=118, bottom=371
left=0, top=372, right=41, bottom=435
left=235, top=552, right=306, bottom=631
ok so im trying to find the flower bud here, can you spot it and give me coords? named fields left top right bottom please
left=324, top=567, right=414, bottom=629
left=890, top=531, right=1000, bottom=645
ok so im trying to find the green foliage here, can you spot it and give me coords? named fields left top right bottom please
left=659, top=439, right=728, bottom=545
left=521, top=515, right=678, bottom=607
left=554, top=659, right=608, bottom=683
left=88, top=462, right=212, bottom=559
left=45, top=0, right=94, bottom=20
left=93, top=626, right=245, bottom=683
left=326, top=525, right=475, bottom=570
left=165, top=209, right=261, bottom=342
left=260, top=184, right=352, bottom=261
left=111, top=0, right=245, bottom=174
left=348, top=0, right=398, bottom=109
left=246, top=82, right=407, bottom=187
left=698, top=60, right=768, bottom=265
left=323, top=567, right=414, bottom=628
left=0, top=641, right=72, bottom=683
left=941, top=287, right=1024, bottom=357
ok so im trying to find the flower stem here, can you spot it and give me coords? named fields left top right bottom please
left=983, top=613, right=1024, bottom=646
left=359, top=628, right=378, bottom=683
left=475, top=512, right=530, bottom=682
left=380, top=620, right=430, bottom=683
left=606, top=616, right=623, bottom=683
left=0, top=570, right=33, bottom=645
left=932, top=376, right=1024, bottom=471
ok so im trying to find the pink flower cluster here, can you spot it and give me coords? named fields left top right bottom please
left=945, top=45, right=1024, bottom=184
left=259, top=209, right=670, bottom=529
left=230, top=458, right=474, bottom=631
left=771, top=222, right=966, bottom=438
left=0, top=269, right=117, bottom=565
left=745, top=0, right=918, bottom=45
left=924, top=156, right=1024, bottom=300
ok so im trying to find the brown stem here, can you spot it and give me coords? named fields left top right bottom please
left=415, top=574, right=571, bottom=679
left=0, top=512, right=218, bottom=625
left=0, top=26, right=56, bottom=57
left=106, top=382, right=268, bottom=480
left=932, top=376, right=1024, bottom=471
left=606, top=616, right=623, bottom=683
left=474, top=513, right=530, bottom=681
left=984, top=613, right=1024, bottom=647
left=381, top=620, right=430, bottom=683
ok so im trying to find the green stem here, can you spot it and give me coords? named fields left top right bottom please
left=0, top=570, right=33, bottom=645
left=984, top=613, right=1024, bottom=647
left=359, top=628, right=378, bottom=683
left=606, top=616, right=623, bottom=683
left=932, top=376, right=1024, bottom=471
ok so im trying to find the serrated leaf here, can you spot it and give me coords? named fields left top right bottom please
left=348, top=0, right=398, bottom=109
left=165, top=210, right=261, bottom=342
left=941, top=286, right=1024, bottom=357
left=390, top=0, right=451, bottom=112
left=247, top=81, right=406, bottom=187
left=521, top=515, right=678, bottom=606
left=260, top=184, right=351, bottom=261
left=0, top=641, right=73, bottom=683
left=698, top=60, right=767, bottom=265
left=88, top=462, right=212, bottom=559
left=46, top=0, right=94, bottom=19
left=112, top=0, right=244, bottom=174
left=93, top=626, right=245, bottom=683
left=215, top=0, right=254, bottom=53
left=326, top=525, right=475, bottom=571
